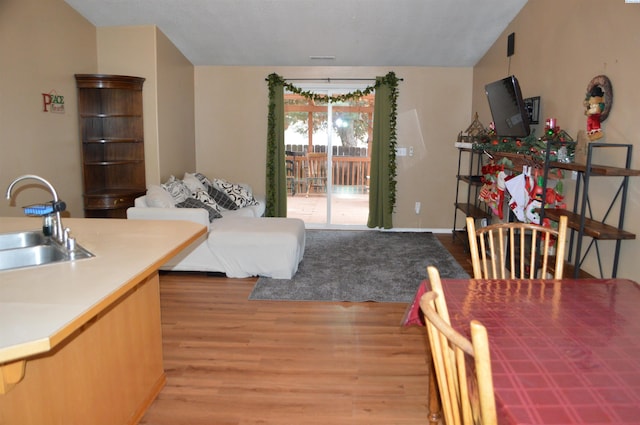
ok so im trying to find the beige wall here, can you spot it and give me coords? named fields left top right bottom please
left=473, top=0, right=640, bottom=278
left=97, top=26, right=161, bottom=185
left=0, top=0, right=96, bottom=218
left=156, top=31, right=196, bottom=181
left=97, top=26, right=196, bottom=185
left=194, top=66, right=473, bottom=229
left=0, top=1, right=195, bottom=218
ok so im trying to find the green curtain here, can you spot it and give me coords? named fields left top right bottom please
left=265, top=75, right=287, bottom=217
left=367, top=77, right=398, bottom=229
left=265, top=72, right=399, bottom=222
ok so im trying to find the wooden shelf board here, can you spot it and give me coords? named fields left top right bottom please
left=490, top=151, right=640, bottom=176
left=80, top=113, right=142, bottom=118
left=458, top=175, right=483, bottom=186
left=84, top=188, right=145, bottom=197
left=549, top=161, right=640, bottom=176
left=84, top=138, right=143, bottom=144
left=454, top=203, right=491, bottom=219
left=543, top=208, right=636, bottom=240
left=84, top=160, right=144, bottom=166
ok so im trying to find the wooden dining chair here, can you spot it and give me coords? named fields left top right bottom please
left=285, top=157, right=296, bottom=195
left=465, top=215, right=568, bottom=279
left=285, top=150, right=306, bottom=196
left=421, top=267, right=497, bottom=425
left=304, top=152, right=327, bottom=197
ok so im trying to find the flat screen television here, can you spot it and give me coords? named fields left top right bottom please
left=485, top=75, right=530, bottom=138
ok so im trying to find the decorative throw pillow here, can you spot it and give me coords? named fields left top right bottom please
left=182, top=172, right=207, bottom=194
left=207, top=185, right=239, bottom=210
left=213, top=178, right=259, bottom=208
left=161, top=176, right=190, bottom=204
left=191, top=189, right=223, bottom=214
left=194, top=172, right=214, bottom=190
left=145, top=184, right=175, bottom=208
left=175, top=197, right=222, bottom=222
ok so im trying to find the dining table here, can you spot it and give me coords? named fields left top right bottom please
left=403, top=278, right=640, bottom=425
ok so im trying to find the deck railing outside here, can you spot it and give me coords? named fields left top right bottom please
left=286, top=145, right=370, bottom=194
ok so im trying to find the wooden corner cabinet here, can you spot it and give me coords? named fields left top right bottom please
left=75, top=74, right=146, bottom=218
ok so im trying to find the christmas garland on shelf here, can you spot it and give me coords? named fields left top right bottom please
left=472, top=124, right=573, bottom=226
left=473, top=126, right=576, bottom=163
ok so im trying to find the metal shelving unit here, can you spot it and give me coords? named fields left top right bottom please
left=453, top=147, right=491, bottom=243
left=541, top=143, right=640, bottom=278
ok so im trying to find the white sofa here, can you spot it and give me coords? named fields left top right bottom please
left=126, top=174, right=305, bottom=279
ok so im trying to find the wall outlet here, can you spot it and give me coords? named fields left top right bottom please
left=415, top=201, right=421, bottom=214
left=572, top=171, right=578, bottom=180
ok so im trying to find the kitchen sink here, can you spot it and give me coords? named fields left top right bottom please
left=0, top=230, right=48, bottom=250
left=0, top=231, right=94, bottom=272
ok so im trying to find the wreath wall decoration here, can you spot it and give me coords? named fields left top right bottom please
left=586, top=75, right=613, bottom=122
left=584, top=75, right=613, bottom=141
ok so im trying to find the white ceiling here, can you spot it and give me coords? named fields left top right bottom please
left=64, top=0, right=528, bottom=67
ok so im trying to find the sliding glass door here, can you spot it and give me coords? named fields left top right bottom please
left=284, top=86, right=372, bottom=226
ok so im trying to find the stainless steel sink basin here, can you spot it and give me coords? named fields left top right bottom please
left=0, top=230, right=47, bottom=250
left=0, top=231, right=94, bottom=272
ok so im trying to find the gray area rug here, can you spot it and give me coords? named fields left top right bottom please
left=249, top=230, right=469, bottom=303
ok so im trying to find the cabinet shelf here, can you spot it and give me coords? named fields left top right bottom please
left=80, top=113, right=142, bottom=119
left=84, top=160, right=144, bottom=166
left=85, top=188, right=146, bottom=196
left=83, top=138, right=142, bottom=144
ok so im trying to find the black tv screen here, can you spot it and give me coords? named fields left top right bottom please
left=485, top=75, right=530, bottom=138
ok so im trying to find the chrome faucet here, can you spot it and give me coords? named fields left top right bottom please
left=5, top=174, right=69, bottom=247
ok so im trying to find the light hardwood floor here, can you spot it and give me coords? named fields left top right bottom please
left=140, top=234, right=469, bottom=425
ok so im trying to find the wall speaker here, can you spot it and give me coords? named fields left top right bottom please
left=507, top=32, right=515, bottom=57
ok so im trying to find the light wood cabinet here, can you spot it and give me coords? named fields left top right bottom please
left=75, top=74, right=146, bottom=218
left=0, top=273, right=165, bottom=425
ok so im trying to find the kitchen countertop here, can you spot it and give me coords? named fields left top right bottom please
left=0, top=217, right=206, bottom=364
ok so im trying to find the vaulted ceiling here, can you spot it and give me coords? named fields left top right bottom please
left=64, top=0, right=528, bottom=67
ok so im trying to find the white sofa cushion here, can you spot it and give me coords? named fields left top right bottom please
left=127, top=203, right=210, bottom=227
left=208, top=217, right=305, bottom=279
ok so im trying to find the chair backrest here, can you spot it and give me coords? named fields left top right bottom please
left=305, top=152, right=327, bottom=178
left=304, top=152, right=327, bottom=196
left=465, top=215, right=568, bottom=279
left=420, top=287, right=497, bottom=425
